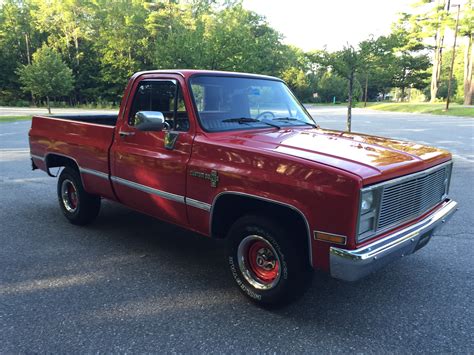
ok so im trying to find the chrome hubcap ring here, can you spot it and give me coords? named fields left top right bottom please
left=237, top=235, right=281, bottom=290
left=61, top=179, right=78, bottom=213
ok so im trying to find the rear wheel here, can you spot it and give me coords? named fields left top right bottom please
left=57, top=167, right=101, bottom=225
left=227, top=215, right=313, bottom=307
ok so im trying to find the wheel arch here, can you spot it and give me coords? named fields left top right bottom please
left=44, top=153, right=83, bottom=183
left=210, top=191, right=313, bottom=267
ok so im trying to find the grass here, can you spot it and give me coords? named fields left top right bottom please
left=360, top=102, right=474, bottom=117
left=0, top=115, right=32, bottom=123
left=303, top=102, right=344, bottom=106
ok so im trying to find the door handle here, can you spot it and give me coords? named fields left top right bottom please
left=119, top=131, right=135, bottom=138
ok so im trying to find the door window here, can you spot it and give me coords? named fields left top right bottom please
left=129, top=80, right=189, bottom=132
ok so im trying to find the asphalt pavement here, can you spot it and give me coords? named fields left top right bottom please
left=0, top=106, right=473, bottom=353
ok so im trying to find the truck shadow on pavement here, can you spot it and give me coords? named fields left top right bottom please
left=87, top=201, right=450, bottom=317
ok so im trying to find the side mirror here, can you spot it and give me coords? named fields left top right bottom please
left=134, top=111, right=167, bottom=131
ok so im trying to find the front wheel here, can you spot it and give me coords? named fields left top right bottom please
left=227, top=215, right=313, bottom=307
left=57, top=167, right=101, bottom=225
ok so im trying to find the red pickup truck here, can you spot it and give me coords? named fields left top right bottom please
left=29, top=70, right=457, bottom=306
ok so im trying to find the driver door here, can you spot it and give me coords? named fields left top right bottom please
left=110, top=76, right=193, bottom=225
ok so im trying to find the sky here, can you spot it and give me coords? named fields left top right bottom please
left=242, top=0, right=415, bottom=51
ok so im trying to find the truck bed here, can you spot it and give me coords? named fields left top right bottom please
left=48, top=114, right=118, bottom=126
left=29, top=114, right=117, bottom=199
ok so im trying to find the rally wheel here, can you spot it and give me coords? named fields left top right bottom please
left=227, top=215, right=313, bottom=307
left=57, top=167, right=100, bottom=225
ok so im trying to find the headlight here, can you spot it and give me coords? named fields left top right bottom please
left=360, top=191, right=374, bottom=214
left=444, top=162, right=453, bottom=197
left=357, top=188, right=381, bottom=242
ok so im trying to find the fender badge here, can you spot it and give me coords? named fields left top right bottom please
left=190, top=170, right=219, bottom=188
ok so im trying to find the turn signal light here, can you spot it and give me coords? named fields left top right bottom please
left=314, top=231, right=347, bottom=245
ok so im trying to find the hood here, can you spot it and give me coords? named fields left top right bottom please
left=221, top=128, right=451, bottom=184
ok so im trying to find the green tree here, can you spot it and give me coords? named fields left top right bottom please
left=391, top=53, right=430, bottom=101
left=30, top=0, right=97, bottom=103
left=357, top=35, right=401, bottom=104
left=17, top=45, right=74, bottom=113
left=280, top=67, right=311, bottom=100
left=398, top=1, right=452, bottom=102
left=358, top=38, right=377, bottom=106
left=315, top=45, right=362, bottom=131
left=2, top=0, right=453, bottom=109
left=149, top=2, right=287, bottom=75
left=0, top=0, right=43, bottom=103
left=30, top=0, right=92, bottom=64
left=93, top=0, right=153, bottom=102
left=459, top=0, right=473, bottom=104
left=205, top=4, right=286, bottom=74
left=364, top=27, right=431, bottom=102
left=279, top=46, right=315, bottom=100
left=315, top=71, right=348, bottom=103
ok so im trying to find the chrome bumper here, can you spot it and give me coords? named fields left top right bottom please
left=330, top=199, right=458, bottom=282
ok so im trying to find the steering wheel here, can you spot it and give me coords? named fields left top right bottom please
left=255, top=111, right=275, bottom=120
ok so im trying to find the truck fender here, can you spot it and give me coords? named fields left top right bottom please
left=44, top=153, right=84, bottom=185
left=209, top=191, right=313, bottom=267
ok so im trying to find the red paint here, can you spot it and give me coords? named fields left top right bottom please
left=28, top=115, right=117, bottom=200
left=247, top=240, right=280, bottom=283
left=29, top=70, right=453, bottom=272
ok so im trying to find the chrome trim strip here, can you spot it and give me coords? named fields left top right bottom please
left=186, top=198, right=211, bottom=211
left=38, top=152, right=214, bottom=212
left=111, top=176, right=212, bottom=210
left=79, top=167, right=109, bottom=180
left=111, top=176, right=185, bottom=203
left=210, top=191, right=314, bottom=267
left=31, top=154, right=45, bottom=162
left=330, top=199, right=457, bottom=281
left=40, top=153, right=212, bottom=209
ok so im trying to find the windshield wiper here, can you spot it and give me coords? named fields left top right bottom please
left=272, top=117, right=318, bottom=128
left=222, top=117, right=280, bottom=129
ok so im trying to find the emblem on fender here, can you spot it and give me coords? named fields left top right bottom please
left=190, top=169, right=219, bottom=187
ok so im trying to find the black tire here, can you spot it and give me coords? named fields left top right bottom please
left=226, top=215, right=313, bottom=307
left=57, top=166, right=101, bottom=225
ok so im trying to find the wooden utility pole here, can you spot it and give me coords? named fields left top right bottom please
left=347, top=70, right=354, bottom=132
left=364, top=73, right=369, bottom=107
left=25, top=33, right=31, bottom=65
left=464, top=33, right=473, bottom=105
left=431, top=0, right=449, bottom=102
left=446, top=4, right=461, bottom=111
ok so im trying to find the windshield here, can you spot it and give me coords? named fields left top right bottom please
left=189, top=75, right=316, bottom=132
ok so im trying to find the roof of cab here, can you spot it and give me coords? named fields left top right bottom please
left=131, top=69, right=282, bottom=82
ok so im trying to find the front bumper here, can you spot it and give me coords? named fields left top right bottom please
left=330, top=199, right=458, bottom=282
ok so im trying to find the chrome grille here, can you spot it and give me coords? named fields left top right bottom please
left=377, top=165, right=449, bottom=231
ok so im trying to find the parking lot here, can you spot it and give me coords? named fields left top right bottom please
left=1, top=106, right=473, bottom=352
